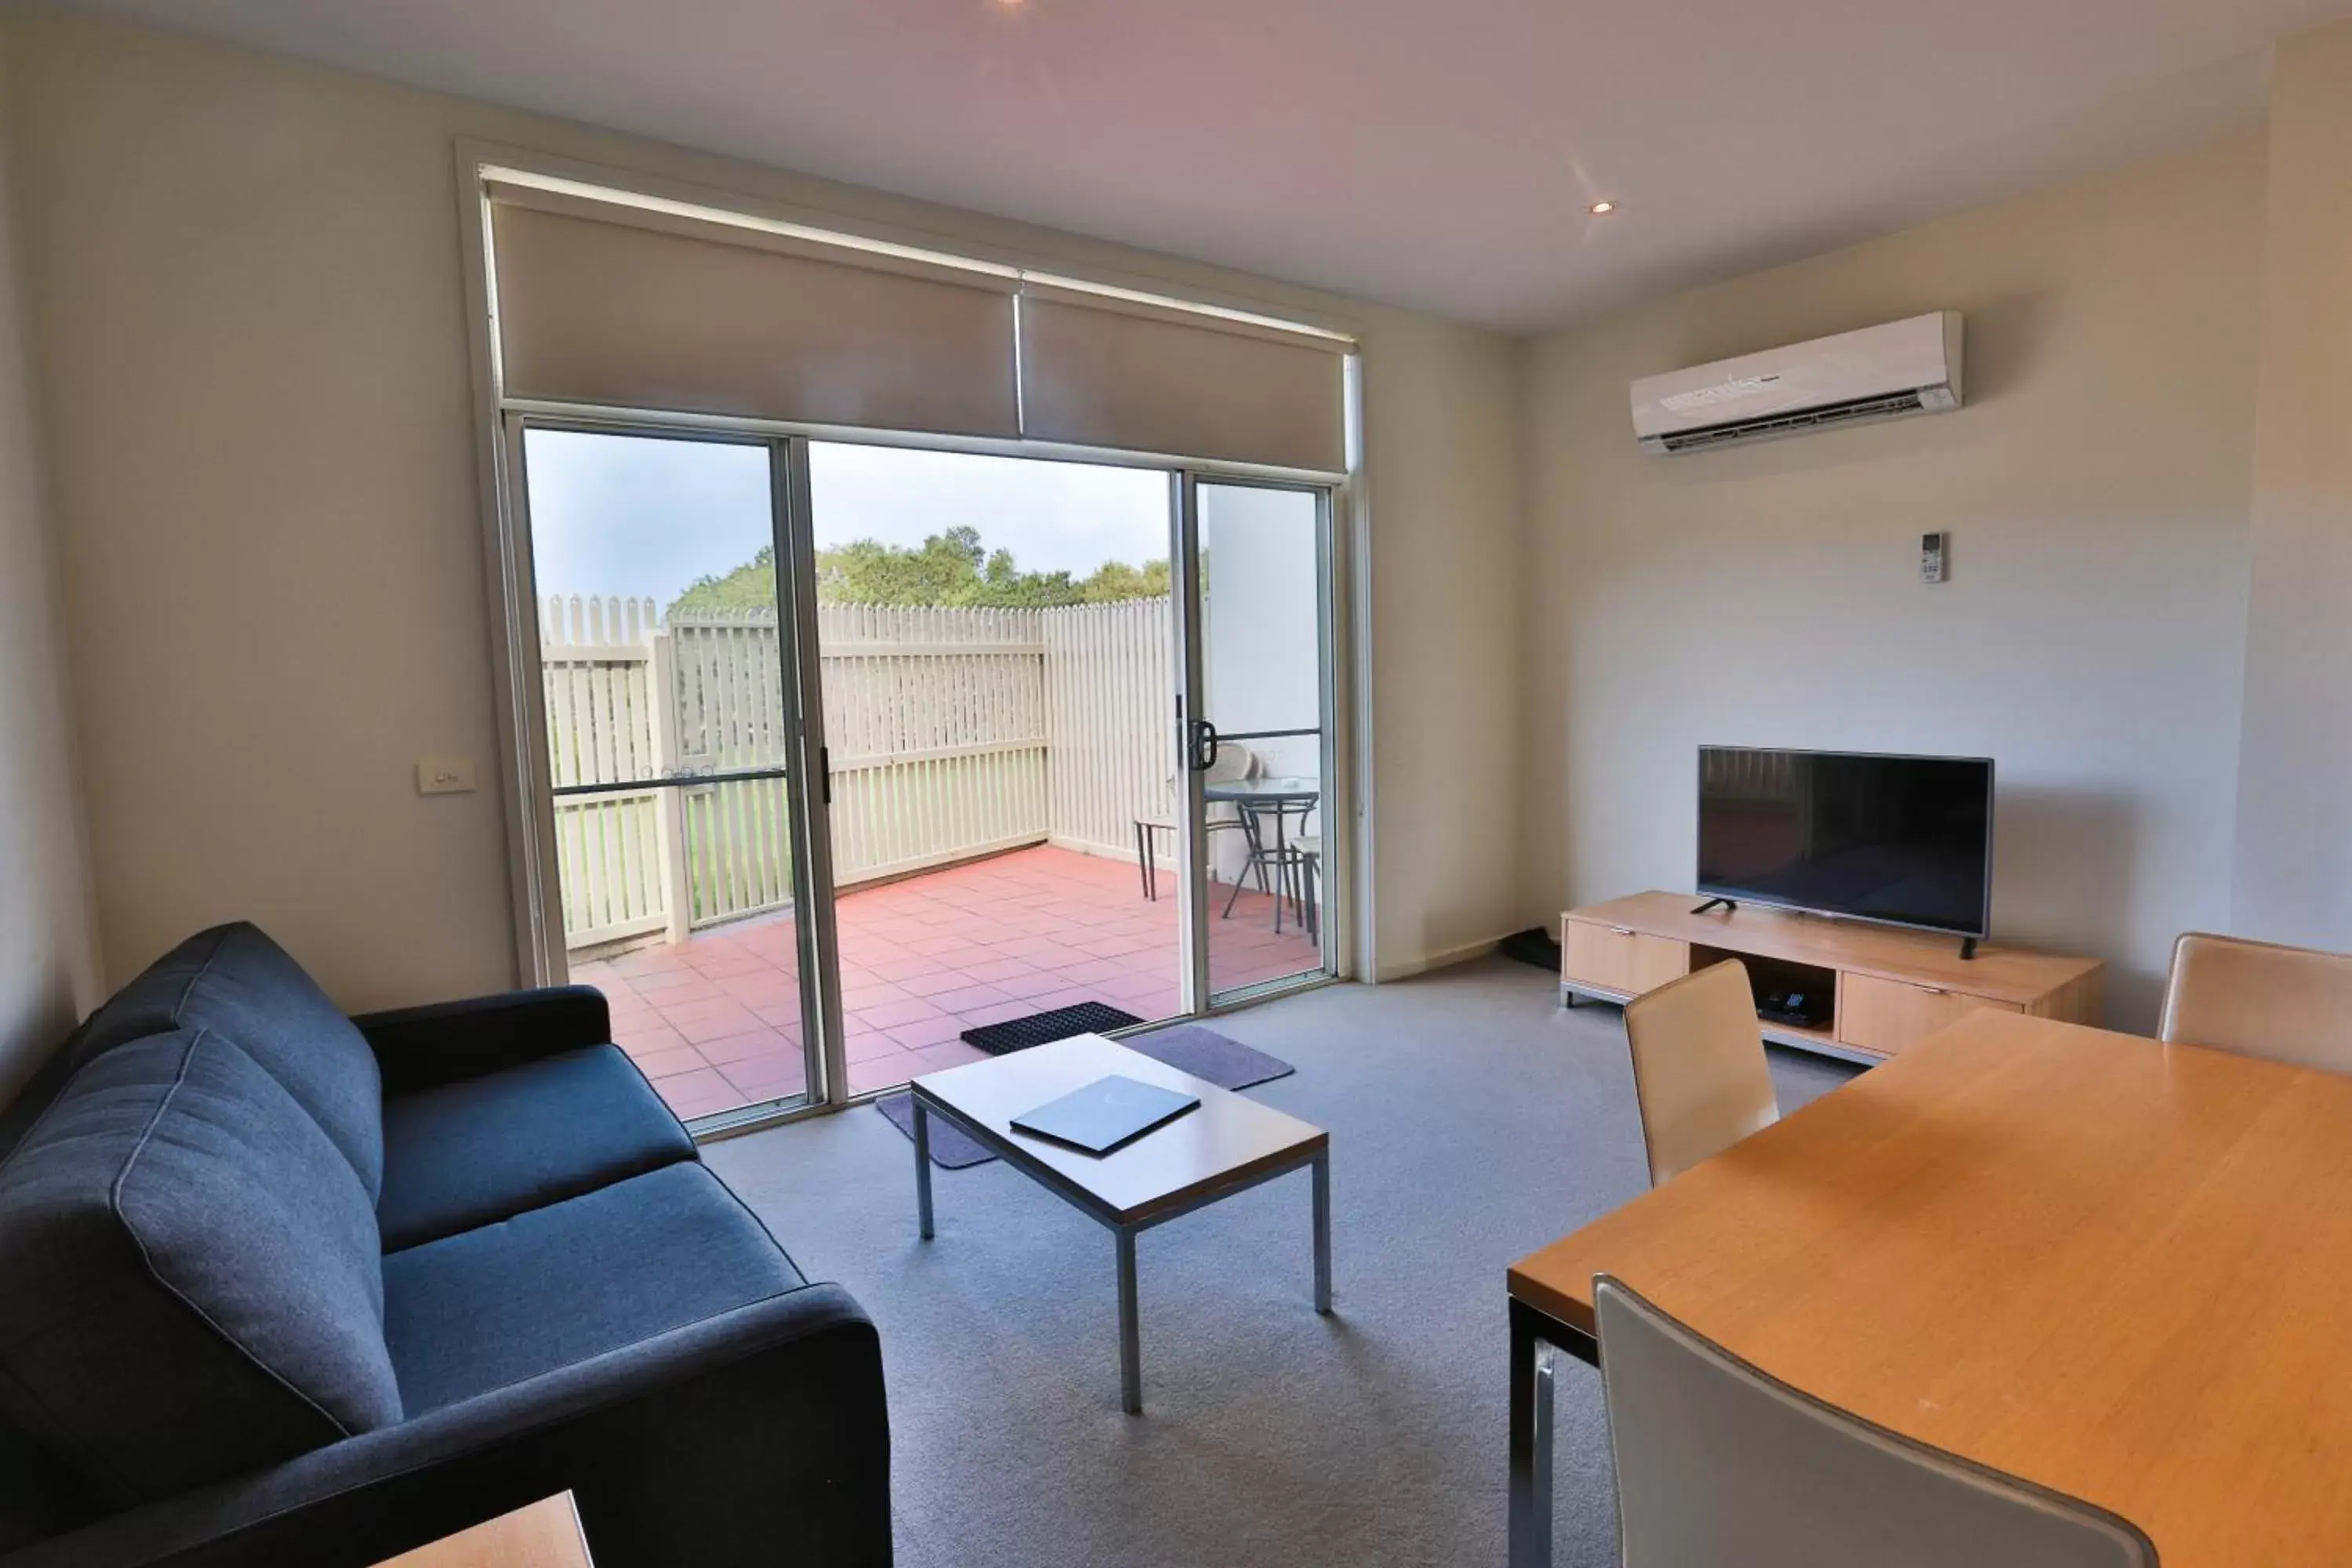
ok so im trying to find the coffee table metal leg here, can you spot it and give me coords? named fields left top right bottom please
left=1116, top=1227, right=1142, bottom=1414
left=1312, top=1149, right=1333, bottom=1314
left=913, top=1099, right=935, bottom=1241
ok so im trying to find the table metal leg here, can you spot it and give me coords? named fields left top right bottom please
left=1116, top=1228, right=1142, bottom=1415
left=1312, top=1150, right=1333, bottom=1314
left=913, top=1098, right=935, bottom=1241
left=1508, top=1298, right=1559, bottom=1568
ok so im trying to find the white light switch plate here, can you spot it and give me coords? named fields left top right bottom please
left=416, top=757, right=478, bottom=795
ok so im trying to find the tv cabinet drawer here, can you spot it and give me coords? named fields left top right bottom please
left=1838, top=973, right=2021, bottom=1056
left=1562, top=920, right=1689, bottom=996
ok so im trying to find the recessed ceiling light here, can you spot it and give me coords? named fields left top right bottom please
left=1588, top=200, right=1617, bottom=216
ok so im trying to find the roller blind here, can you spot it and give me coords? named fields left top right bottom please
left=489, top=187, right=1023, bottom=438
left=1017, top=285, right=1349, bottom=472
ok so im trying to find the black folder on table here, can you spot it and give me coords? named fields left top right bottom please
left=1010, top=1074, right=1200, bottom=1156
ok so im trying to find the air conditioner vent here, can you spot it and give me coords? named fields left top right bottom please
left=1630, top=312, right=1963, bottom=455
left=1653, top=390, right=1929, bottom=454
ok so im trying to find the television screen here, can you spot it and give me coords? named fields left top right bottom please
left=1697, top=748, right=1994, bottom=938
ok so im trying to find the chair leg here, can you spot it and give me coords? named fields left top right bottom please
left=1135, top=822, right=1153, bottom=902
left=1240, top=807, right=1273, bottom=895
left=1222, top=859, right=1250, bottom=919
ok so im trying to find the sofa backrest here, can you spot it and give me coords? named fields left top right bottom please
left=37, top=923, right=384, bottom=1200
left=0, top=1028, right=401, bottom=1514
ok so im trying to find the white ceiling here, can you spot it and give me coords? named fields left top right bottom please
left=51, top=0, right=2352, bottom=328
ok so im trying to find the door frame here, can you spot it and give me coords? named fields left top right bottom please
left=1177, top=474, right=1345, bottom=1011
left=499, top=416, right=842, bottom=1124
left=481, top=406, right=1361, bottom=1135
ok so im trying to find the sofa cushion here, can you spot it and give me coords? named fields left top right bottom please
left=377, top=1044, right=696, bottom=1252
left=383, top=1163, right=804, bottom=1415
left=0, top=1029, right=401, bottom=1503
left=65, top=924, right=384, bottom=1200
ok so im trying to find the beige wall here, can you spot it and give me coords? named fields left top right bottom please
left=2230, top=21, right=2352, bottom=951
left=0, top=32, right=99, bottom=1098
left=1519, top=135, right=2268, bottom=1025
left=1359, top=314, right=1526, bottom=976
left=3, top=12, right=1523, bottom=1007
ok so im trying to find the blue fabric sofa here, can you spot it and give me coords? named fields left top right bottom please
left=0, top=924, right=891, bottom=1566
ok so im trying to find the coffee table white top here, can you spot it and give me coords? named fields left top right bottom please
left=909, top=1034, right=1326, bottom=1225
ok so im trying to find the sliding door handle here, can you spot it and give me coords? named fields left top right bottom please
left=1187, top=718, right=1221, bottom=774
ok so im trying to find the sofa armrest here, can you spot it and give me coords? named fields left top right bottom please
left=0, top=1283, right=890, bottom=1568
left=354, top=987, right=612, bottom=1094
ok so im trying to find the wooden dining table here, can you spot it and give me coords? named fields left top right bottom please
left=1507, top=1008, right=2352, bottom=1568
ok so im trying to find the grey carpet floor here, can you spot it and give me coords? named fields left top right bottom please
left=704, top=956, right=1861, bottom=1568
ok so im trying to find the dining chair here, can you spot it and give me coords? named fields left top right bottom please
left=1621, top=958, right=1779, bottom=1185
left=1595, top=1274, right=2158, bottom=1567
left=1131, top=743, right=1258, bottom=901
left=2158, top=931, right=2352, bottom=1074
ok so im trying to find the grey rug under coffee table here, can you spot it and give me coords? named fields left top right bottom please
left=906, top=1033, right=1330, bottom=1414
left=876, top=1023, right=1294, bottom=1167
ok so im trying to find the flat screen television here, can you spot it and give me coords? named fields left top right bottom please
left=1697, top=747, right=1994, bottom=938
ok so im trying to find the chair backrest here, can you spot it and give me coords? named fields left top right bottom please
left=1595, top=1276, right=2158, bottom=1568
left=1621, top=959, right=1778, bottom=1185
left=2158, top=931, right=2352, bottom=1073
left=1203, top=741, right=1257, bottom=786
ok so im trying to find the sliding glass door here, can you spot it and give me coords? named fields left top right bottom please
left=510, top=422, right=1340, bottom=1131
left=1180, top=479, right=1337, bottom=1004
left=804, top=441, right=1188, bottom=1096
left=515, top=426, right=822, bottom=1125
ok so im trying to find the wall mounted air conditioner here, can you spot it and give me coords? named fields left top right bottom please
left=1631, top=311, right=1963, bottom=454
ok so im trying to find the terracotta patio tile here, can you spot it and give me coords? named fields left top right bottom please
left=697, top=1027, right=797, bottom=1066
left=844, top=1029, right=909, bottom=1064
left=1096, top=970, right=1182, bottom=1004
left=925, top=982, right=1014, bottom=1012
left=881, top=1014, right=968, bottom=1050
left=895, top=968, right=978, bottom=999
left=629, top=1045, right=709, bottom=1079
left=718, top=1054, right=808, bottom=1101
left=914, top=1040, right=991, bottom=1073
left=626, top=972, right=724, bottom=1002
left=859, top=996, right=947, bottom=1029
left=670, top=1004, right=768, bottom=1044
left=647, top=1065, right=733, bottom=1105
left=989, top=969, right=1080, bottom=1000
left=613, top=1022, right=688, bottom=1056
left=851, top=949, right=931, bottom=973
left=847, top=1049, right=922, bottom=1096
left=655, top=993, right=768, bottom=1025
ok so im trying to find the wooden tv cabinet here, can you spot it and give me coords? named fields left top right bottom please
left=1559, top=892, right=2103, bottom=1062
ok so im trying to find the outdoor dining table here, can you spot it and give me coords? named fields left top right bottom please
left=1204, top=777, right=1319, bottom=931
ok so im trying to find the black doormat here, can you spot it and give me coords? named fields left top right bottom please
left=960, top=1001, right=1145, bottom=1056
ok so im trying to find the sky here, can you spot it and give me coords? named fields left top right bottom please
left=523, top=430, right=1173, bottom=608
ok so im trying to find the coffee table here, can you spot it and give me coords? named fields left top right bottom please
left=908, top=1033, right=1331, bottom=1414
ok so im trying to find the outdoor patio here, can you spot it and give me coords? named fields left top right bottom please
left=579, top=844, right=1322, bottom=1121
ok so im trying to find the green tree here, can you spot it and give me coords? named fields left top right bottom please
left=666, top=527, right=1169, bottom=615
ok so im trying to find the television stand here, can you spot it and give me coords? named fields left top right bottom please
left=1558, top=892, right=2101, bottom=1062
left=1690, top=896, right=1738, bottom=916
left=1959, top=936, right=1978, bottom=961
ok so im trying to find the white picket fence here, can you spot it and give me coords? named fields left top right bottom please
left=541, top=595, right=1175, bottom=951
